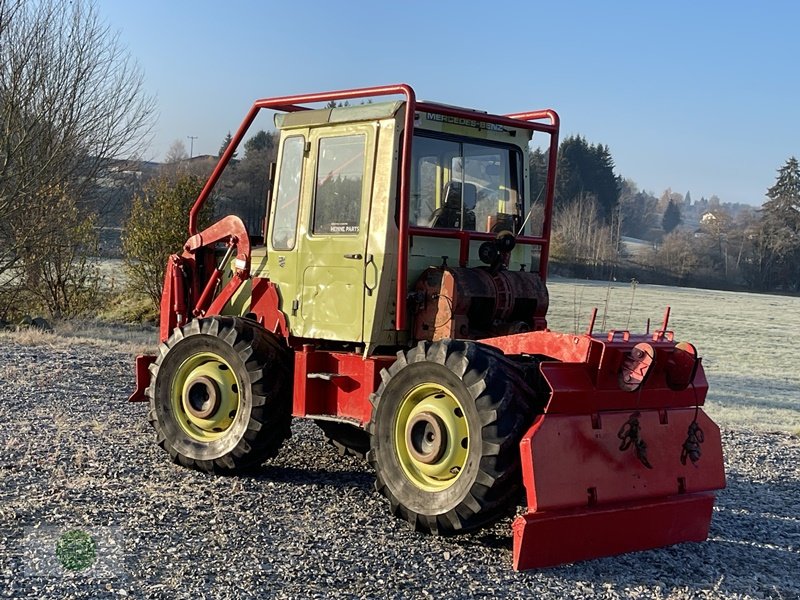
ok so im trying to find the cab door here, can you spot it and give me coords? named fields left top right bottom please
left=266, top=131, right=308, bottom=331
left=297, top=125, right=376, bottom=342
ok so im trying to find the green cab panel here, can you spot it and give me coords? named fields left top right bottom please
left=301, top=265, right=362, bottom=332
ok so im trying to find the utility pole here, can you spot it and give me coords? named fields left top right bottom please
left=187, top=136, right=198, bottom=159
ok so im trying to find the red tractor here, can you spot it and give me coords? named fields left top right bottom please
left=129, top=84, right=725, bottom=569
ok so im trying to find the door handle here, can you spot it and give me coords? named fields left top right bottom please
left=343, top=253, right=363, bottom=260
left=365, top=253, right=377, bottom=296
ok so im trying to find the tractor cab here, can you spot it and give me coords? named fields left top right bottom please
left=196, top=94, right=558, bottom=352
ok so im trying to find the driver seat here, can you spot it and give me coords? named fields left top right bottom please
left=429, top=181, right=477, bottom=230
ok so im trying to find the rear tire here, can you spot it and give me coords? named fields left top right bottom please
left=147, top=316, right=292, bottom=473
left=367, top=339, right=535, bottom=535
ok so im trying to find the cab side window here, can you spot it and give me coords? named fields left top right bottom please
left=271, top=136, right=305, bottom=250
left=312, top=135, right=365, bottom=235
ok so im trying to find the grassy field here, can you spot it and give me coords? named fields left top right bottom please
left=546, top=276, right=800, bottom=433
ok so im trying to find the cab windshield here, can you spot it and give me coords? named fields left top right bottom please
left=409, top=132, right=523, bottom=233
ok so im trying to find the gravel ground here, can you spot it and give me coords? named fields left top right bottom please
left=0, top=329, right=798, bottom=599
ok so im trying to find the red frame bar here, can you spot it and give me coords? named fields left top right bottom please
left=505, top=110, right=560, bottom=280
left=186, top=84, right=559, bottom=332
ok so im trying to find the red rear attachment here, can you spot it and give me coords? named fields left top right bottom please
left=485, top=308, right=726, bottom=569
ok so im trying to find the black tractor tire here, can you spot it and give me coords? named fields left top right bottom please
left=147, top=316, right=292, bottom=473
left=367, top=339, right=537, bottom=535
left=315, top=420, right=371, bottom=459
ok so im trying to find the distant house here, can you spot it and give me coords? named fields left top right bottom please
left=693, top=212, right=719, bottom=238
left=700, top=212, right=718, bottom=225
left=103, top=158, right=159, bottom=186
left=187, top=154, right=217, bottom=164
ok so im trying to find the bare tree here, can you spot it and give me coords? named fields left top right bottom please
left=0, top=0, right=155, bottom=316
left=650, top=231, right=701, bottom=281
left=165, top=139, right=189, bottom=164
left=551, top=194, right=618, bottom=268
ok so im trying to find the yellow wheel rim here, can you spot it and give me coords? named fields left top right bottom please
left=395, top=382, right=469, bottom=492
left=170, top=352, right=240, bottom=442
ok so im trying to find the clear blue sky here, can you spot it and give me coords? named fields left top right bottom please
left=96, top=0, right=799, bottom=207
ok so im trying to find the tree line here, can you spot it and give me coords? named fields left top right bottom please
left=531, top=136, right=800, bottom=293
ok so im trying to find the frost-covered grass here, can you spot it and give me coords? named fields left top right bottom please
left=0, top=321, right=155, bottom=356
left=547, top=276, right=800, bottom=433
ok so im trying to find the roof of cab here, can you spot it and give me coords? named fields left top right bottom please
left=276, top=100, right=404, bottom=129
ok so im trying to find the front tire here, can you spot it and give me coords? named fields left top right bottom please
left=367, top=339, right=535, bottom=535
left=147, top=316, right=292, bottom=473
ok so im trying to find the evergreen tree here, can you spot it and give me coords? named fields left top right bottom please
left=662, top=199, right=682, bottom=233
left=592, top=144, right=621, bottom=221
left=529, top=148, right=549, bottom=203
left=618, top=180, right=659, bottom=239
left=659, top=188, right=683, bottom=211
left=555, top=136, right=585, bottom=205
left=218, top=132, right=238, bottom=159
left=763, top=156, right=800, bottom=229
left=244, top=130, right=275, bottom=157
left=553, top=136, right=620, bottom=223
left=760, top=156, right=800, bottom=289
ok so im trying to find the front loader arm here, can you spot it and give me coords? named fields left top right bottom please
left=160, top=214, right=252, bottom=342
